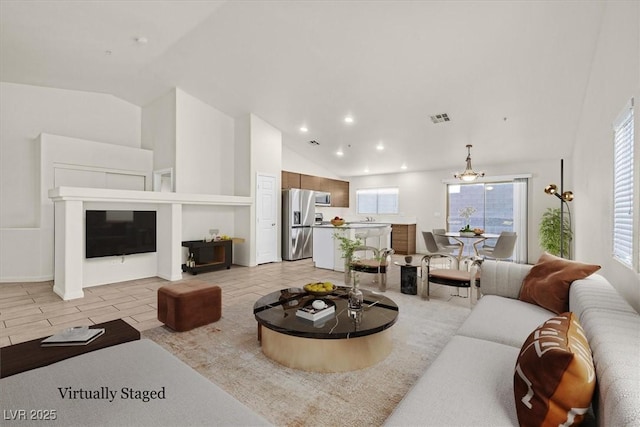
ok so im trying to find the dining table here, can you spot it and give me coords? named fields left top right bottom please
left=437, top=231, right=500, bottom=261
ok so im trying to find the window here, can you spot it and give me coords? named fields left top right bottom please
left=446, top=179, right=528, bottom=262
left=612, top=99, right=635, bottom=267
left=356, top=188, right=399, bottom=215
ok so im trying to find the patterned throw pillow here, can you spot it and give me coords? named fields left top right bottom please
left=514, top=312, right=595, bottom=427
left=519, top=252, right=600, bottom=314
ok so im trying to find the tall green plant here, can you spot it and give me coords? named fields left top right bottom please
left=539, top=208, right=572, bottom=258
left=333, top=233, right=362, bottom=261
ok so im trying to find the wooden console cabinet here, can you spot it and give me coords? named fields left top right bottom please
left=391, top=224, right=416, bottom=255
left=182, top=239, right=232, bottom=275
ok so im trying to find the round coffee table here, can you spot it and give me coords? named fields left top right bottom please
left=253, top=286, right=398, bottom=372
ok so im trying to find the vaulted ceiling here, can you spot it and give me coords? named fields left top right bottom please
left=0, top=1, right=605, bottom=177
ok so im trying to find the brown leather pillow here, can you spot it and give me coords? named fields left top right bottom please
left=519, top=253, right=600, bottom=314
left=514, top=312, right=595, bottom=427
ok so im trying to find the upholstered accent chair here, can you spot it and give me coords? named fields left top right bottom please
left=420, top=254, right=481, bottom=305
left=350, top=246, right=395, bottom=292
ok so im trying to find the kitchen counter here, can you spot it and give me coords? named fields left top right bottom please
left=312, top=223, right=392, bottom=275
left=313, top=222, right=391, bottom=228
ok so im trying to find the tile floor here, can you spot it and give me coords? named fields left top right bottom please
left=0, top=255, right=472, bottom=347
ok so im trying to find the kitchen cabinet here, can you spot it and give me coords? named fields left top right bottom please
left=281, top=171, right=301, bottom=189
left=391, top=224, right=416, bottom=255
left=330, top=179, right=349, bottom=207
left=282, top=170, right=350, bottom=207
left=300, top=174, right=323, bottom=191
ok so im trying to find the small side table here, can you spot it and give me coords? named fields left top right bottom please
left=398, top=263, right=419, bottom=295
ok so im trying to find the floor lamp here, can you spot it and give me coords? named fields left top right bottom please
left=544, top=159, right=574, bottom=258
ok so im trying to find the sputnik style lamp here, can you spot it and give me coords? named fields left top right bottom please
left=454, top=144, right=485, bottom=182
left=544, top=159, right=574, bottom=258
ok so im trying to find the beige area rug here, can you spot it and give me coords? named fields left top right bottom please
left=143, top=288, right=471, bottom=427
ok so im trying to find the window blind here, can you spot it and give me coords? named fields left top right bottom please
left=356, top=188, right=399, bottom=215
left=612, top=100, right=634, bottom=266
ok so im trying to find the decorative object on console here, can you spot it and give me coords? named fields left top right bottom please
left=454, top=144, right=485, bottom=182
left=518, top=252, right=600, bottom=314
left=543, top=158, right=574, bottom=258
left=514, top=312, right=595, bottom=427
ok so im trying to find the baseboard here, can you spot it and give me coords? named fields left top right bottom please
left=0, top=274, right=53, bottom=283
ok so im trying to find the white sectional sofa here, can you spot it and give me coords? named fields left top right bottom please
left=385, top=260, right=640, bottom=426
left=0, top=339, right=271, bottom=426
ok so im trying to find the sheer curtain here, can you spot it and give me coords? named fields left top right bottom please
left=513, top=178, right=528, bottom=263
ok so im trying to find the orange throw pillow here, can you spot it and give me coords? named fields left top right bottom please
left=519, top=253, right=600, bottom=314
left=514, top=312, right=595, bottom=427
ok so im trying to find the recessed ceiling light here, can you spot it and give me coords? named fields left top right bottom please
left=376, top=143, right=384, bottom=151
left=300, top=126, right=308, bottom=133
left=401, top=164, right=407, bottom=170
left=336, top=150, right=344, bottom=156
left=344, top=116, right=354, bottom=124
left=364, top=168, right=369, bottom=173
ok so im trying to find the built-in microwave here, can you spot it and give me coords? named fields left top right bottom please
left=314, top=191, right=331, bottom=206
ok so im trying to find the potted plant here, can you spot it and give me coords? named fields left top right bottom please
left=458, top=206, right=477, bottom=236
left=539, top=207, right=572, bottom=258
left=333, top=233, right=363, bottom=285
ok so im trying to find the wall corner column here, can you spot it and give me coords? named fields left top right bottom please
left=53, top=200, right=84, bottom=300
left=157, top=203, right=182, bottom=281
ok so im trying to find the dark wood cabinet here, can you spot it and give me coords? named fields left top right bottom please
left=182, top=239, right=232, bottom=274
left=282, top=170, right=350, bottom=207
left=391, top=224, right=416, bottom=255
left=281, top=171, right=301, bottom=189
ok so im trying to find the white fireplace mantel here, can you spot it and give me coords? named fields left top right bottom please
left=49, top=186, right=252, bottom=300
left=48, top=186, right=252, bottom=206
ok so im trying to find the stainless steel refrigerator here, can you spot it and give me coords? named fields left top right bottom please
left=282, top=189, right=315, bottom=260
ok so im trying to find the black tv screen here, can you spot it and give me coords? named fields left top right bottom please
left=86, top=210, right=157, bottom=258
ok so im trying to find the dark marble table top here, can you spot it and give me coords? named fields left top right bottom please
left=253, top=286, right=398, bottom=339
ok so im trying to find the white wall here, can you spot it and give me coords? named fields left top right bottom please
left=175, top=88, right=235, bottom=195
left=142, top=89, right=176, bottom=173
left=572, top=1, right=640, bottom=312
left=233, top=114, right=282, bottom=266
left=0, top=82, right=141, bottom=228
left=0, top=83, right=141, bottom=282
left=282, top=145, right=343, bottom=179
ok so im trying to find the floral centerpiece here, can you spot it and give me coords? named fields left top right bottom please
left=458, top=206, right=477, bottom=235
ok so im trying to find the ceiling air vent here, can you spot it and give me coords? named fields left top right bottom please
left=430, top=113, right=450, bottom=124
left=308, top=140, right=320, bottom=146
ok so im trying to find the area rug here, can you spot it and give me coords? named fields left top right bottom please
left=143, top=290, right=470, bottom=426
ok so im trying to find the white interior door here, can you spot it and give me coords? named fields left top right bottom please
left=256, top=173, right=278, bottom=264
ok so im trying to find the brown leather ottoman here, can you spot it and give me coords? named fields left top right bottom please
left=157, top=281, right=222, bottom=332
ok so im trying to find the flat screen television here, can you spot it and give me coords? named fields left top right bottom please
left=85, top=210, right=157, bottom=258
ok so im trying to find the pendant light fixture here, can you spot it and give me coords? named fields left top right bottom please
left=454, top=144, right=485, bottom=182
